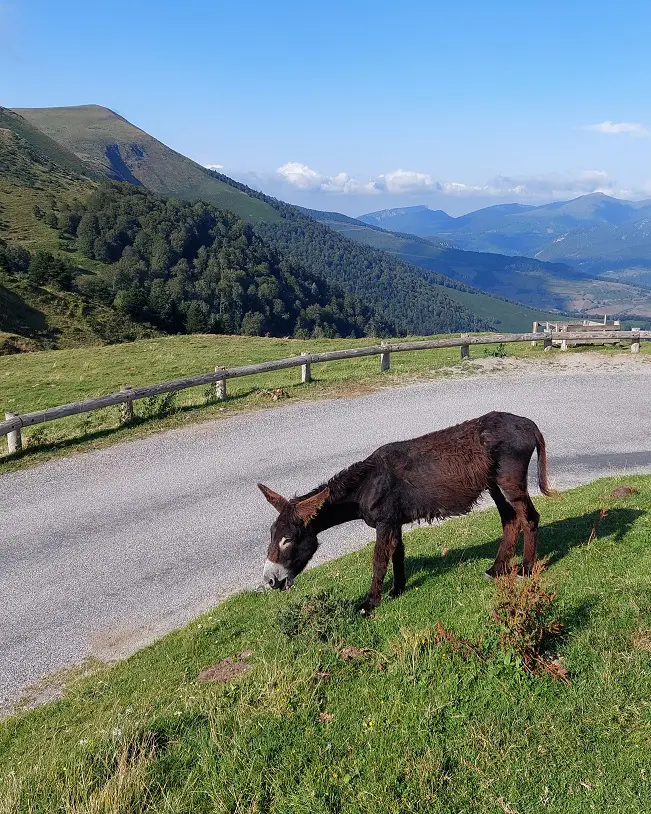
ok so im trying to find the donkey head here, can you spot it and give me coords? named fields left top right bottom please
left=258, top=483, right=329, bottom=590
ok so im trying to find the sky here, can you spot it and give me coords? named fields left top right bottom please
left=2, top=0, right=651, bottom=216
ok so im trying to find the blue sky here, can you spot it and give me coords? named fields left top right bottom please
left=2, top=0, right=650, bottom=215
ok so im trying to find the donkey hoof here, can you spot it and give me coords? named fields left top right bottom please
left=389, top=586, right=405, bottom=599
left=360, top=596, right=379, bottom=615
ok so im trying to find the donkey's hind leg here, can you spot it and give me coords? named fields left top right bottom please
left=389, top=529, right=405, bottom=598
left=496, top=460, right=539, bottom=576
left=485, top=482, right=520, bottom=577
left=520, top=496, right=540, bottom=576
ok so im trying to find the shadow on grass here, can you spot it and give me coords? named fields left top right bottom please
left=402, top=507, right=644, bottom=590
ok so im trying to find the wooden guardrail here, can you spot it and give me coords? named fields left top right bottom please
left=3, top=330, right=648, bottom=454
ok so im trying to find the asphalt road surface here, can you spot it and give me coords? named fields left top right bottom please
left=2, top=361, right=651, bottom=708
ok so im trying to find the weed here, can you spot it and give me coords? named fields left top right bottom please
left=277, top=590, right=358, bottom=643
left=484, top=342, right=508, bottom=358
left=491, top=560, right=569, bottom=683
left=24, top=427, right=49, bottom=448
left=137, top=392, right=178, bottom=421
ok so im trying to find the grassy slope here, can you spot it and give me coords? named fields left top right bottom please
left=313, top=212, right=651, bottom=320
left=0, top=333, right=502, bottom=470
left=1, top=476, right=650, bottom=812
left=12, top=105, right=280, bottom=224
left=0, top=125, right=154, bottom=349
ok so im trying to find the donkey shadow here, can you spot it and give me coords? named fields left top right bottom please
left=400, top=507, right=644, bottom=592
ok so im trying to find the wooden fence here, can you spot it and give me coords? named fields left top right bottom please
left=2, top=330, right=648, bottom=454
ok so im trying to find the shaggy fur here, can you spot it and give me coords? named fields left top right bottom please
left=259, top=411, right=553, bottom=606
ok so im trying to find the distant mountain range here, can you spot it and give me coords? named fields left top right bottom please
left=360, top=195, right=651, bottom=286
left=306, top=207, right=651, bottom=320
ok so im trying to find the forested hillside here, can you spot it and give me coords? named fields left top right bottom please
left=211, top=173, right=490, bottom=334
left=36, top=183, right=393, bottom=339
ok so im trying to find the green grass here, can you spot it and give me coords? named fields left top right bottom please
left=12, top=105, right=280, bottom=224
left=2, top=333, right=648, bottom=474
left=2, top=475, right=650, bottom=812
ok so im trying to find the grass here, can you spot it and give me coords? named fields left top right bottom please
left=11, top=105, right=280, bottom=224
left=2, top=333, right=648, bottom=475
left=1, top=475, right=650, bottom=812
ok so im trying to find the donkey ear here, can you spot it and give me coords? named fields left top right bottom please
left=294, top=487, right=329, bottom=524
left=257, top=483, right=289, bottom=513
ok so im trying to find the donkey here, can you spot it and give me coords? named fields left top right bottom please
left=258, top=411, right=554, bottom=608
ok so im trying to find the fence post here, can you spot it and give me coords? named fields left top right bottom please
left=301, top=352, right=312, bottom=384
left=543, top=333, right=552, bottom=352
left=119, top=385, right=134, bottom=424
left=531, top=321, right=538, bottom=346
left=215, top=366, right=227, bottom=400
left=380, top=342, right=390, bottom=371
left=5, top=412, right=22, bottom=454
left=631, top=331, right=641, bottom=354
left=460, top=335, right=470, bottom=360
left=560, top=339, right=568, bottom=352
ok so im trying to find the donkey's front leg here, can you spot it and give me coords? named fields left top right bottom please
left=367, top=523, right=401, bottom=608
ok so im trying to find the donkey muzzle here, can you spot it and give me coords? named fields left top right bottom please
left=263, top=559, right=293, bottom=590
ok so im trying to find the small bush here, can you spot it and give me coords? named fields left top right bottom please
left=25, top=427, right=50, bottom=448
left=137, top=392, right=179, bottom=421
left=277, top=590, right=358, bottom=643
left=484, top=342, right=508, bottom=358
left=491, top=560, right=569, bottom=683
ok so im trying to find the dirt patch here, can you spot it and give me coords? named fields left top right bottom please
left=318, top=711, right=334, bottom=723
left=611, top=485, right=639, bottom=498
left=338, top=645, right=372, bottom=661
left=632, top=630, right=651, bottom=652
left=0, top=658, right=103, bottom=719
left=198, top=650, right=253, bottom=683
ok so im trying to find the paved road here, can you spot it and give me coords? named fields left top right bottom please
left=2, top=362, right=651, bottom=708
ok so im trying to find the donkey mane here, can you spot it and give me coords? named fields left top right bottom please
left=292, top=458, right=377, bottom=506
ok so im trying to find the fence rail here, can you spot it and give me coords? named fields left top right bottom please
left=3, top=330, right=649, bottom=452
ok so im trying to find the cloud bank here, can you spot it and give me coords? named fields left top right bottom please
left=583, top=120, right=650, bottom=137
left=269, top=163, right=639, bottom=201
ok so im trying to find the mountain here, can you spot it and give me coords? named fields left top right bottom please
left=7, top=105, right=495, bottom=335
left=0, top=111, right=393, bottom=347
left=536, top=216, right=651, bottom=285
left=360, top=205, right=457, bottom=238
left=305, top=207, right=651, bottom=321
left=9, top=104, right=649, bottom=332
left=360, top=194, right=651, bottom=265
left=299, top=208, right=563, bottom=331
left=12, top=105, right=280, bottom=224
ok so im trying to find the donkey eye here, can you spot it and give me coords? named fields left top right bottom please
left=279, top=536, right=292, bottom=548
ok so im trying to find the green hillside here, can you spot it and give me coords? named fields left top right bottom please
left=304, top=209, right=565, bottom=331
left=12, top=105, right=280, bottom=224
left=319, top=208, right=651, bottom=320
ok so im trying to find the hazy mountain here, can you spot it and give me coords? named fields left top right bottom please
left=360, top=194, right=651, bottom=263
left=311, top=207, right=651, bottom=320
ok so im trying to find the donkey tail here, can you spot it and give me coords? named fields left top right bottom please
left=534, top=426, right=555, bottom=496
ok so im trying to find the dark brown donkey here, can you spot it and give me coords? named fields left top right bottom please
left=259, top=411, right=553, bottom=607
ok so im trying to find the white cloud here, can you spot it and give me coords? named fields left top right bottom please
left=276, top=162, right=380, bottom=194
left=204, top=163, right=224, bottom=170
left=233, top=161, right=651, bottom=204
left=375, top=169, right=440, bottom=194
left=583, top=120, right=650, bottom=137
